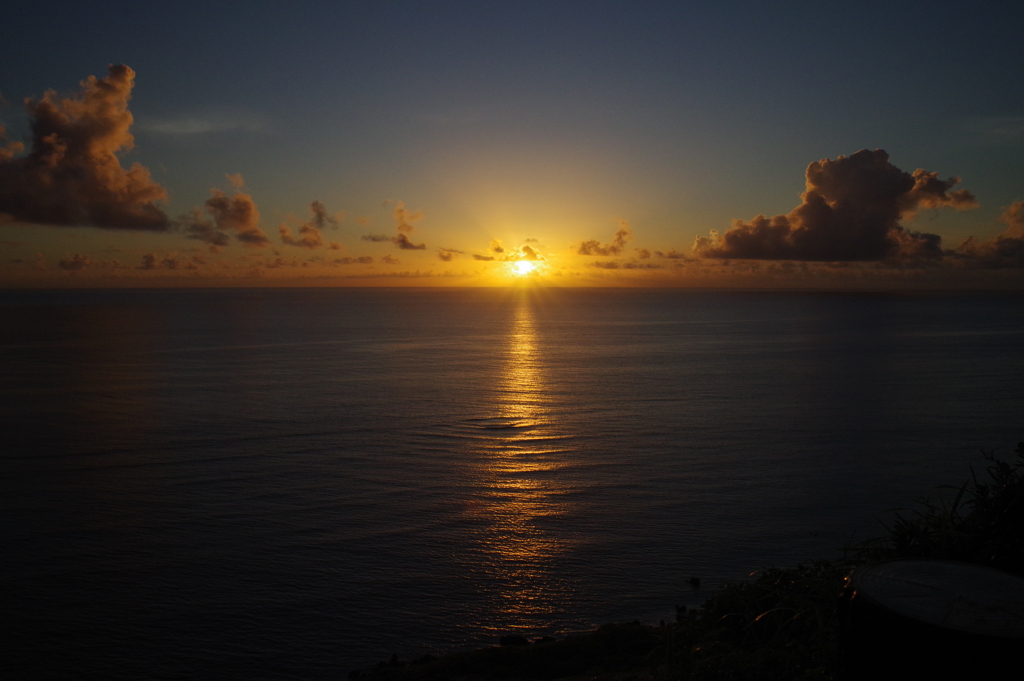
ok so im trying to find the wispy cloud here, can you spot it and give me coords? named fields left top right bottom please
left=140, top=110, right=270, bottom=136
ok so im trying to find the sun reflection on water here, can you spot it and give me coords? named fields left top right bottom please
left=465, top=292, right=577, bottom=633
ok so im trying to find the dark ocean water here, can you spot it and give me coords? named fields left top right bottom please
left=2, top=287, right=1023, bottom=678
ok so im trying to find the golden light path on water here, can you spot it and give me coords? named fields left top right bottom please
left=466, top=291, right=578, bottom=633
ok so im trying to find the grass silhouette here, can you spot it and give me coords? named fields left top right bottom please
left=353, top=444, right=1024, bottom=680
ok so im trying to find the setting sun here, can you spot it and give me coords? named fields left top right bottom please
left=513, top=261, right=536, bottom=276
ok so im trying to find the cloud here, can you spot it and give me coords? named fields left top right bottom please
left=473, top=254, right=495, bottom=261
left=656, top=249, right=690, bottom=260
left=0, top=125, right=24, bottom=160
left=204, top=187, right=269, bottom=246
left=694, top=149, right=977, bottom=261
left=393, top=233, right=427, bottom=250
left=521, top=244, right=543, bottom=261
left=334, top=256, right=374, bottom=265
left=355, top=215, right=372, bottom=226
left=489, top=239, right=504, bottom=254
left=953, top=201, right=1024, bottom=268
left=0, top=64, right=170, bottom=230
left=181, top=206, right=230, bottom=248
left=589, top=260, right=663, bottom=270
left=358, top=201, right=428, bottom=249
left=140, top=110, right=269, bottom=136
left=437, top=248, right=463, bottom=261
left=577, top=219, right=633, bottom=256
left=279, top=201, right=340, bottom=249
left=59, top=254, right=91, bottom=271
left=393, top=200, right=423, bottom=233
left=225, top=173, right=245, bottom=189
left=637, top=249, right=651, bottom=259
left=380, top=254, right=399, bottom=264
left=967, top=116, right=1024, bottom=142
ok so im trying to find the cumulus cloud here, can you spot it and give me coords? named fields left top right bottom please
left=204, top=185, right=269, bottom=246
left=393, top=200, right=423, bottom=233
left=577, top=219, right=633, bottom=256
left=279, top=201, right=341, bottom=248
left=181, top=207, right=230, bottom=248
left=489, top=239, right=505, bottom=254
left=953, top=201, right=1024, bottom=268
left=0, top=64, right=170, bottom=230
left=694, top=149, right=977, bottom=261
left=438, top=248, right=462, bottom=261
left=393, top=232, right=427, bottom=250
left=495, top=244, right=546, bottom=262
left=520, top=244, right=543, bottom=261
left=360, top=201, right=427, bottom=249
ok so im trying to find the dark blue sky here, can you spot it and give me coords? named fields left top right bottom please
left=2, top=1, right=1022, bottom=285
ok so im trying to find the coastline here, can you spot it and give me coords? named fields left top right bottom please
left=352, top=445, right=1024, bottom=680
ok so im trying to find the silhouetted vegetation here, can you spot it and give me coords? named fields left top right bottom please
left=352, top=444, right=1024, bottom=680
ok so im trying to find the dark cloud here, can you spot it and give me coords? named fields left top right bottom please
left=489, top=239, right=505, bottom=253
left=694, top=149, right=977, bottom=261
left=577, top=219, right=633, bottom=256
left=953, top=201, right=1024, bottom=268
left=392, top=232, right=426, bottom=250
left=637, top=249, right=651, bottom=259
left=0, top=65, right=170, bottom=230
left=204, top=187, right=269, bottom=246
left=58, top=254, right=91, bottom=270
left=361, top=233, right=390, bottom=242
left=473, top=254, right=495, bottom=261
left=334, top=256, right=374, bottom=265
left=181, top=207, right=230, bottom=248
left=279, top=201, right=340, bottom=248
left=656, top=249, right=690, bottom=260
left=380, top=254, right=399, bottom=264
left=520, top=244, right=542, bottom=261
left=438, top=248, right=462, bottom=261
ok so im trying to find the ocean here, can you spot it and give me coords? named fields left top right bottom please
left=2, top=287, right=1022, bottom=678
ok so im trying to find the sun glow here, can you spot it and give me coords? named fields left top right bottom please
left=513, top=261, right=536, bottom=276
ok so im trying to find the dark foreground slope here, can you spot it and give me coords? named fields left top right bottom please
left=352, top=444, right=1024, bottom=681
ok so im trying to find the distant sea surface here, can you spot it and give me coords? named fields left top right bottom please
left=3, top=287, right=1023, bottom=678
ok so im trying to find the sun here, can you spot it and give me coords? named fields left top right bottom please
left=513, top=260, right=536, bottom=276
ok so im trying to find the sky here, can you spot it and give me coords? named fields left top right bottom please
left=1, top=0, right=1023, bottom=288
